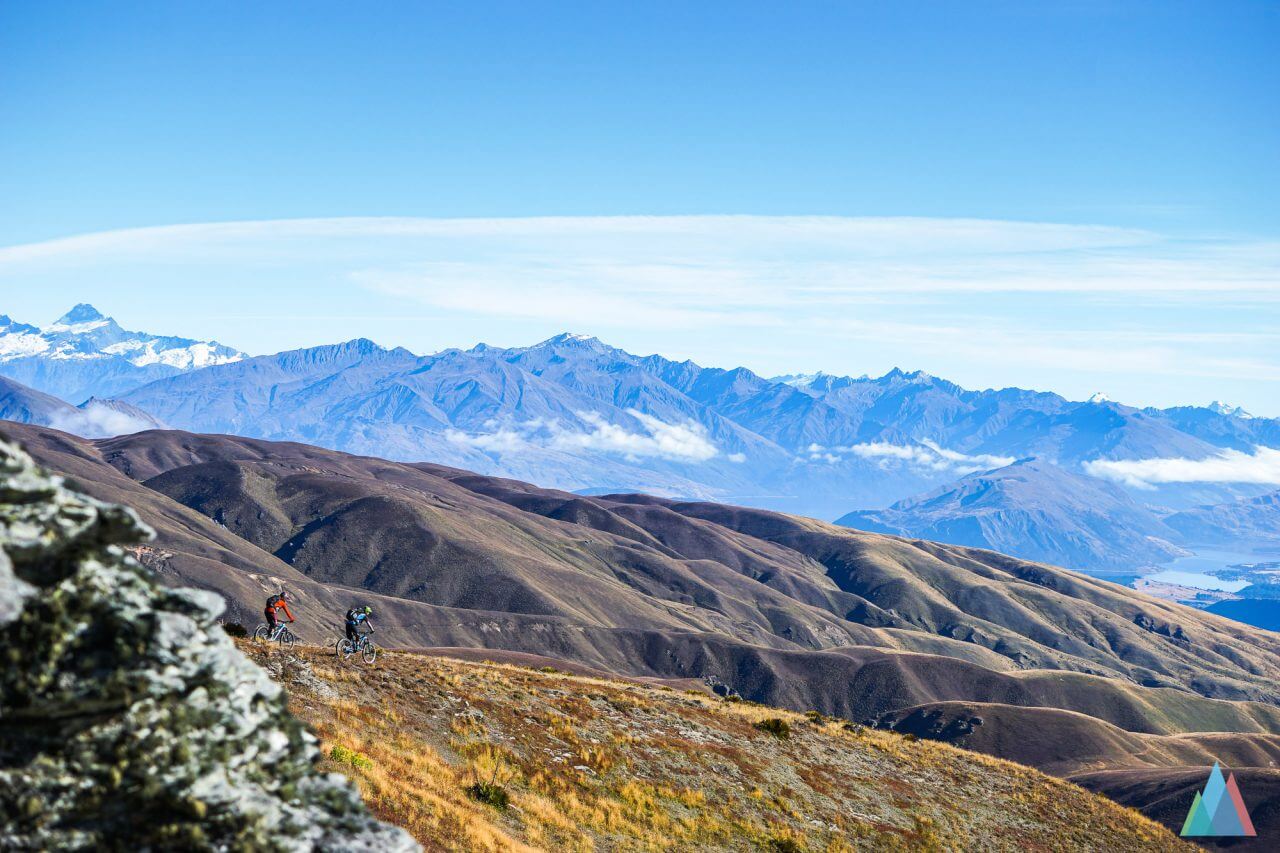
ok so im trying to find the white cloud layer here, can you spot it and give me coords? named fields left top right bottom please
left=48, top=404, right=157, bottom=439
left=806, top=440, right=1014, bottom=474
left=1084, top=446, right=1280, bottom=488
left=446, top=409, right=723, bottom=464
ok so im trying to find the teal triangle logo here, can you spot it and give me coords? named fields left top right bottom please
left=1180, top=763, right=1257, bottom=837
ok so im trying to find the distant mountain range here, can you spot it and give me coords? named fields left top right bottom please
left=1167, top=489, right=1280, bottom=548
left=837, top=458, right=1188, bottom=572
left=1, top=303, right=1277, bottom=573
left=0, top=303, right=243, bottom=402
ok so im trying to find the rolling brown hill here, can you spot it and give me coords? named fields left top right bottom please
left=12, top=422, right=1280, bottom=711
left=5, top=420, right=1280, bottom=842
left=876, top=700, right=1280, bottom=849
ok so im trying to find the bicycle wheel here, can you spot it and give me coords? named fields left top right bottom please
left=360, top=641, right=377, bottom=665
left=253, top=624, right=271, bottom=642
left=279, top=629, right=296, bottom=648
left=337, top=639, right=356, bottom=662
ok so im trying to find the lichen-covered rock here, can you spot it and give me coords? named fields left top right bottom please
left=0, top=439, right=420, bottom=852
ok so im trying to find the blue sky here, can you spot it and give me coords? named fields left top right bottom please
left=1, top=2, right=1277, bottom=414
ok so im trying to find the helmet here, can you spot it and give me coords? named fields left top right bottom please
left=282, top=591, right=294, bottom=602
left=362, top=606, right=373, bottom=614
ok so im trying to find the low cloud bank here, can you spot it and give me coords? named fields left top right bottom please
left=806, top=440, right=1014, bottom=474
left=48, top=403, right=158, bottom=438
left=1084, top=446, right=1280, bottom=488
left=446, top=409, right=725, bottom=464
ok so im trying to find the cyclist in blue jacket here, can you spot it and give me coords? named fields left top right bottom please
left=345, top=605, right=373, bottom=642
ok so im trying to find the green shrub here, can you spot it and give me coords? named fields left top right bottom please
left=221, top=622, right=247, bottom=638
left=754, top=718, right=791, bottom=739
left=768, top=837, right=804, bottom=853
left=466, top=781, right=510, bottom=810
left=539, top=666, right=559, bottom=673
left=329, top=744, right=373, bottom=769
left=803, top=710, right=823, bottom=723
left=902, top=733, right=919, bottom=743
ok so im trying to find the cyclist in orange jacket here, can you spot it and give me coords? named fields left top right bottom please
left=264, top=592, right=295, bottom=635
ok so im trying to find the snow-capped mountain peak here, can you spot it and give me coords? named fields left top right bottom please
left=1208, top=400, right=1254, bottom=419
left=538, top=332, right=606, bottom=348
left=0, top=314, right=48, bottom=359
left=514, top=332, right=621, bottom=360
left=776, top=372, right=828, bottom=388
left=3, top=304, right=246, bottom=367
left=0, top=305, right=247, bottom=402
left=1087, top=392, right=1111, bottom=404
left=50, top=302, right=110, bottom=329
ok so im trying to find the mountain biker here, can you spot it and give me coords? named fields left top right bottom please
left=264, top=592, right=295, bottom=635
left=345, top=605, right=373, bottom=642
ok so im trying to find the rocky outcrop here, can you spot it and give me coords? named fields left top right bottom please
left=876, top=706, right=986, bottom=742
left=0, top=438, right=418, bottom=851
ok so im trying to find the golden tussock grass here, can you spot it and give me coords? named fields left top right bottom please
left=244, top=643, right=1193, bottom=853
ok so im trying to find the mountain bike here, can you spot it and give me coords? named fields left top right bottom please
left=336, top=632, right=378, bottom=664
left=253, top=621, right=298, bottom=647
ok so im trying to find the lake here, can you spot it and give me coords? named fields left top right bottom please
left=1145, top=548, right=1261, bottom=592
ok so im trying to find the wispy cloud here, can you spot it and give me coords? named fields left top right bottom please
left=0, top=215, right=1157, bottom=269
left=3, top=215, right=1276, bottom=298
left=1084, top=447, right=1280, bottom=488
left=445, top=409, right=723, bottom=464
left=806, top=440, right=1014, bottom=474
left=556, top=411, right=720, bottom=462
left=3, top=215, right=1275, bottom=415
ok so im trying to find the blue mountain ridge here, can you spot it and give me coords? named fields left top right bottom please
left=2, top=305, right=1277, bottom=571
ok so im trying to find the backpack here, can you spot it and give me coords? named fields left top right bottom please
left=267, top=594, right=283, bottom=608
left=346, top=608, right=359, bottom=623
